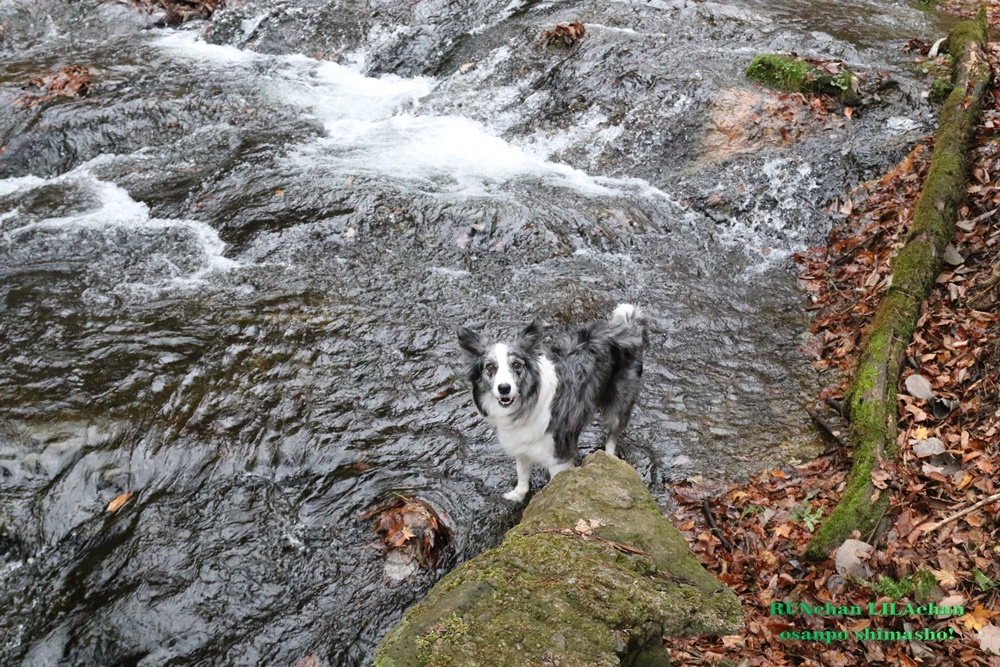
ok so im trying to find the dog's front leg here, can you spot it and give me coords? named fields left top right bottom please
left=548, top=460, right=574, bottom=479
left=502, top=456, right=531, bottom=502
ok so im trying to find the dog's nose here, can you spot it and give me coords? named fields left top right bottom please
left=497, top=383, right=511, bottom=395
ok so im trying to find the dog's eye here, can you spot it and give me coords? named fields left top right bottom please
left=484, top=363, right=497, bottom=373
left=511, top=361, right=523, bottom=372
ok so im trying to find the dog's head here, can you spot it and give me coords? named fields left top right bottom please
left=457, top=320, right=544, bottom=417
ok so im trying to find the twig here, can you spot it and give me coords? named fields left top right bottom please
left=523, top=527, right=654, bottom=558
left=824, top=396, right=844, bottom=415
left=830, top=232, right=880, bottom=266
left=700, top=500, right=734, bottom=552
left=924, top=491, right=1000, bottom=532
left=864, top=499, right=890, bottom=545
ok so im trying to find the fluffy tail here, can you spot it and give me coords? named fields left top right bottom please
left=611, top=303, right=644, bottom=325
left=611, top=303, right=647, bottom=346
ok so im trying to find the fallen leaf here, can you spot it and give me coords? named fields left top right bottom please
left=543, top=21, right=586, bottom=48
left=960, top=604, right=992, bottom=632
left=14, top=65, right=92, bottom=109
left=913, top=437, right=945, bottom=457
left=933, top=569, right=960, bottom=589
left=943, top=244, right=964, bottom=266
left=106, top=492, right=134, bottom=513
left=834, top=538, right=873, bottom=579
left=979, top=624, right=1000, bottom=655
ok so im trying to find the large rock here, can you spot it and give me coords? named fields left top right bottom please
left=374, top=451, right=743, bottom=667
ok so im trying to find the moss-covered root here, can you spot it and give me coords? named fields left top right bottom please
left=805, top=13, right=991, bottom=561
left=374, top=452, right=743, bottom=667
left=746, top=53, right=860, bottom=105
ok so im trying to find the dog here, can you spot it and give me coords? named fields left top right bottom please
left=457, top=304, right=647, bottom=502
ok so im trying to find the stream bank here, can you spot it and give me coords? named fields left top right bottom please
left=0, top=0, right=948, bottom=664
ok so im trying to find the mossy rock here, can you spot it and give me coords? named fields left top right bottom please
left=374, top=452, right=743, bottom=667
left=746, top=54, right=860, bottom=105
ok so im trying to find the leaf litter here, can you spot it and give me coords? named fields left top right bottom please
left=664, top=31, right=1000, bottom=667
left=358, top=495, right=451, bottom=576
left=13, top=65, right=92, bottom=109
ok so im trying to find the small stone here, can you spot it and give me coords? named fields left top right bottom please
left=826, top=573, right=848, bottom=594
left=904, top=374, right=935, bottom=401
left=551, top=632, right=566, bottom=651
left=943, top=244, right=964, bottom=266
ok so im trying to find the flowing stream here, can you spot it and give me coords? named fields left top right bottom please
left=0, top=0, right=943, bottom=664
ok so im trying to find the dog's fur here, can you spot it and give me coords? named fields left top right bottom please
left=457, top=304, right=647, bottom=501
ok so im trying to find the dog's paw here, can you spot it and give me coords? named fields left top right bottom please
left=502, top=488, right=527, bottom=502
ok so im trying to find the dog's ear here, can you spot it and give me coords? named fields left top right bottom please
left=519, top=319, right=545, bottom=352
left=457, top=327, right=485, bottom=358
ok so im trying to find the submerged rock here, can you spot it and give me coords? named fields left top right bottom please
left=746, top=53, right=861, bottom=105
left=374, top=451, right=743, bottom=666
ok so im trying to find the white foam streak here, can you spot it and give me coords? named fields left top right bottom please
left=271, top=62, right=433, bottom=123
left=0, top=168, right=237, bottom=287
left=297, top=114, right=621, bottom=196
left=154, top=30, right=263, bottom=64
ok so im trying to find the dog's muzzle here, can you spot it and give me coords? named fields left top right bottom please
left=496, top=383, right=515, bottom=407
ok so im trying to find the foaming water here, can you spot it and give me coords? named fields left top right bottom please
left=0, top=168, right=238, bottom=290
left=155, top=30, right=673, bottom=200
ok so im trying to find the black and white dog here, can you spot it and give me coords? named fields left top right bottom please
left=457, top=304, right=647, bottom=502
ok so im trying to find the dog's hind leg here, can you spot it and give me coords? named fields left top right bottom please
left=503, top=456, right=532, bottom=502
left=601, top=393, right=638, bottom=458
left=601, top=413, right=622, bottom=457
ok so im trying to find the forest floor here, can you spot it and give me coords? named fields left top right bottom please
left=663, top=14, right=1000, bottom=667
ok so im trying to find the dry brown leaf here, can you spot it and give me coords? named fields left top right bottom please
left=106, top=492, right=134, bottom=513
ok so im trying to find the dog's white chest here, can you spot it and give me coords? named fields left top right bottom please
left=493, top=412, right=554, bottom=460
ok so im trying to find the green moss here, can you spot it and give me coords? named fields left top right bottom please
left=374, top=453, right=743, bottom=667
left=746, top=54, right=815, bottom=90
left=746, top=54, right=860, bottom=104
left=415, top=613, right=472, bottom=658
left=947, top=12, right=987, bottom=60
